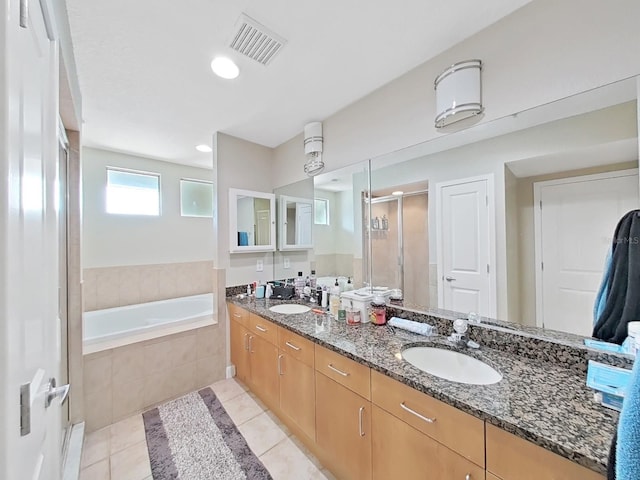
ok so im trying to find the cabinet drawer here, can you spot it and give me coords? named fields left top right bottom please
left=228, top=303, right=249, bottom=327
left=249, top=314, right=278, bottom=345
left=371, top=370, right=484, bottom=467
left=278, top=328, right=314, bottom=367
left=315, top=344, right=370, bottom=400
left=486, top=424, right=605, bottom=480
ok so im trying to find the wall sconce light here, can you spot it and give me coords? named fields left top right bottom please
left=303, top=121, right=324, bottom=176
left=434, top=59, right=483, bottom=128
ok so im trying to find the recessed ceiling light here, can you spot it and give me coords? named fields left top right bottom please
left=211, top=56, right=239, bottom=79
left=196, top=144, right=212, bottom=153
left=392, top=191, right=404, bottom=196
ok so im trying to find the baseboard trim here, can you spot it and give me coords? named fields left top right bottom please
left=62, top=422, right=85, bottom=480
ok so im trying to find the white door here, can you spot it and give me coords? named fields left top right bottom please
left=0, top=0, right=63, bottom=479
left=295, top=202, right=312, bottom=245
left=437, top=176, right=495, bottom=317
left=535, top=170, right=639, bottom=336
left=255, top=209, right=271, bottom=245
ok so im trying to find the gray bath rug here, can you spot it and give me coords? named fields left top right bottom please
left=143, top=388, right=273, bottom=480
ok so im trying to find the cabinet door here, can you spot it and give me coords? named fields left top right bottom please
left=371, top=405, right=484, bottom=480
left=279, top=352, right=315, bottom=440
left=316, top=372, right=372, bottom=480
left=230, top=320, right=250, bottom=385
left=249, top=334, right=279, bottom=409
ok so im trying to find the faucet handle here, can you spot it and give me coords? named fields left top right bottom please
left=453, top=318, right=468, bottom=334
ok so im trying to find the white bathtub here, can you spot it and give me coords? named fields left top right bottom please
left=83, top=293, right=215, bottom=353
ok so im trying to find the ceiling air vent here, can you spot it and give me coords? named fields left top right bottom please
left=229, top=14, right=286, bottom=66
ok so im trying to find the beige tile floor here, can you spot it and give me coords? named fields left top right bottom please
left=79, top=378, right=335, bottom=480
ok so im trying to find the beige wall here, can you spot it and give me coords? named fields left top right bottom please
left=403, top=194, right=429, bottom=306
left=272, top=0, right=640, bottom=188
left=510, top=161, right=639, bottom=326
left=83, top=148, right=214, bottom=268
left=213, top=132, right=276, bottom=287
left=83, top=261, right=214, bottom=311
left=82, top=324, right=224, bottom=432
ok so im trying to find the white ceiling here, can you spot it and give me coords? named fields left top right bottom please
left=66, top=0, right=531, bottom=169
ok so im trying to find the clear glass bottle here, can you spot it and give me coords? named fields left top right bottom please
left=294, top=272, right=305, bottom=298
left=309, top=269, right=317, bottom=289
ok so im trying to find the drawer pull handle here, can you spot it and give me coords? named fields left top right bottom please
left=255, top=325, right=267, bottom=332
left=285, top=341, right=301, bottom=351
left=358, top=406, right=365, bottom=437
left=244, top=333, right=249, bottom=351
left=327, top=364, right=349, bottom=377
left=233, top=313, right=242, bottom=318
left=248, top=335, right=254, bottom=353
left=465, top=475, right=470, bottom=480
left=278, top=354, right=284, bottom=375
left=400, top=402, right=436, bottom=424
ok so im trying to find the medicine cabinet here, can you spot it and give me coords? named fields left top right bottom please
left=278, top=195, right=314, bottom=250
left=229, top=188, right=276, bottom=253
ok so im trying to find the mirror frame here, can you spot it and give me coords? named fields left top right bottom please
left=228, top=188, right=276, bottom=253
left=278, top=194, right=314, bottom=251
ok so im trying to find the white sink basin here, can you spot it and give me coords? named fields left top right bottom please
left=269, top=304, right=311, bottom=315
left=402, top=347, right=502, bottom=385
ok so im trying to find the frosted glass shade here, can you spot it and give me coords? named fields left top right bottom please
left=434, top=59, right=483, bottom=128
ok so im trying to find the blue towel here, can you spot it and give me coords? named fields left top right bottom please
left=616, top=358, right=640, bottom=479
left=594, top=247, right=612, bottom=326
left=238, top=231, right=249, bottom=246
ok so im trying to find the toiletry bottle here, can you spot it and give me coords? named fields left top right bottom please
left=373, top=216, right=380, bottom=230
left=295, top=272, right=305, bottom=298
left=370, top=295, right=387, bottom=325
left=265, top=283, right=273, bottom=299
left=246, top=284, right=252, bottom=296
left=316, top=286, right=323, bottom=306
left=310, top=270, right=317, bottom=289
left=330, top=279, right=341, bottom=319
left=382, top=214, right=389, bottom=230
left=255, top=283, right=265, bottom=299
left=321, top=286, right=328, bottom=309
left=344, top=277, right=354, bottom=291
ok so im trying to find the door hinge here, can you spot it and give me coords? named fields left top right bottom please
left=539, top=200, right=542, bottom=210
left=486, top=195, right=489, bottom=207
left=20, top=383, right=31, bottom=436
left=541, top=262, right=544, bottom=271
left=19, top=0, right=28, bottom=28
left=486, top=264, right=490, bottom=274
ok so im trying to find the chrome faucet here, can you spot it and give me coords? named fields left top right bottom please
left=448, top=318, right=480, bottom=349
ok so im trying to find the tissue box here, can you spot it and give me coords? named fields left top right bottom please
left=587, top=360, right=632, bottom=411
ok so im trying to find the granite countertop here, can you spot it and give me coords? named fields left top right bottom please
left=227, top=296, right=618, bottom=475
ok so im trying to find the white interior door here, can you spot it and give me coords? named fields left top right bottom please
left=437, top=176, right=495, bottom=317
left=0, top=0, right=63, bottom=479
left=255, top=209, right=270, bottom=245
left=295, top=202, right=312, bottom=245
left=535, top=170, right=639, bottom=335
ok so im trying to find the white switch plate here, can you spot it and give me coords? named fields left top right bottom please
left=256, top=260, right=264, bottom=272
left=284, top=257, right=290, bottom=269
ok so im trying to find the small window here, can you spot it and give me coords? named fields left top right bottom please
left=314, top=198, right=329, bottom=225
left=106, top=168, right=160, bottom=216
left=181, top=179, right=214, bottom=217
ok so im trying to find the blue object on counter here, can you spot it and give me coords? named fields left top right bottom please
left=255, top=285, right=265, bottom=299
left=587, top=360, right=632, bottom=397
left=617, top=357, right=640, bottom=479
left=388, top=317, right=436, bottom=336
left=584, top=338, right=626, bottom=354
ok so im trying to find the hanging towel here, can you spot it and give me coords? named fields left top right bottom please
left=616, top=358, right=640, bottom=479
left=593, top=210, right=640, bottom=344
left=238, top=231, right=249, bottom=246
left=594, top=247, right=613, bottom=326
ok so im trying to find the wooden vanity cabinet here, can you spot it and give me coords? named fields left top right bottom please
left=316, top=371, right=372, bottom=480
left=277, top=328, right=316, bottom=440
left=229, top=319, right=251, bottom=385
left=486, top=424, right=605, bottom=480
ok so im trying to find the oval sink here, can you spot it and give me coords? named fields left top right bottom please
left=269, top=304, right=311, bottom=315
left=402, top=347, right=502, bottom=385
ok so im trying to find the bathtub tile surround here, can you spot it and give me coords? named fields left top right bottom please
left=84, top=260, right=213, bottom=311
left=83, top=325, right=226, bottom=432
left=228, top=296, right=619, bottom=474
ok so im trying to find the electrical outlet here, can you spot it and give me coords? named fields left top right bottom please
left=256, top=260, right=264, bottom=272
left=284, top=257, right=290, bottom=269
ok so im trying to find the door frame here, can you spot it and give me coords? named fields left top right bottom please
left=533, top=168, right=639, bottom=328
left=435, top=174, right=497, bottom=318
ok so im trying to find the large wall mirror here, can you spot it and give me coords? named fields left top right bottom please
left=228, top=188, right=276, bottom=253
left=366, top=75, right=639, bottom=339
